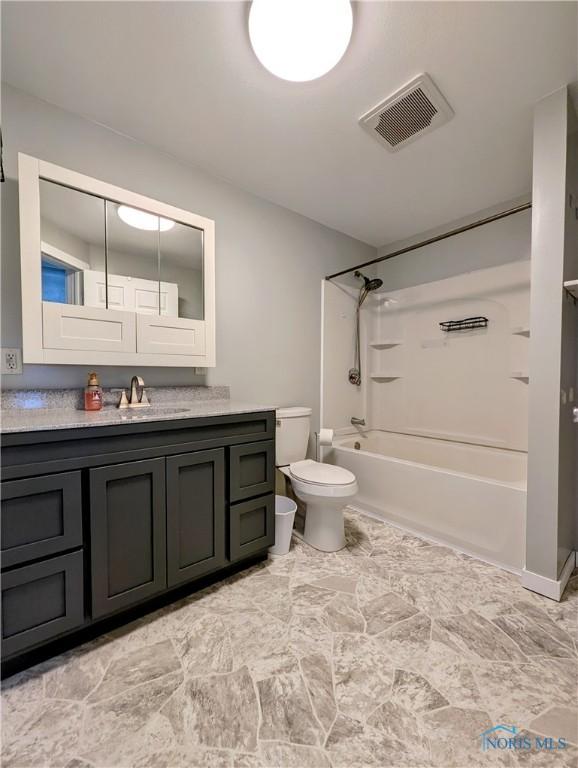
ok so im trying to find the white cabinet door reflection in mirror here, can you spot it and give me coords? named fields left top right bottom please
left=83, top=272, right=179, bottom=316
left=18, top=153, right=216, bottom=367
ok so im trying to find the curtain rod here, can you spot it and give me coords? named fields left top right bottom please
left=325, top=202, right=532, bottom=281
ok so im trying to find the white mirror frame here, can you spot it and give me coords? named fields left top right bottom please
left=18, top=153, right=216, bottom=368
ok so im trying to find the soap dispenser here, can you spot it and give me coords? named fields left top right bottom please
left=84, top=372, right=103, bottom=411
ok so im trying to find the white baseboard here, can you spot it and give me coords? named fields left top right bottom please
left=521, top=551, right=576, bottom=602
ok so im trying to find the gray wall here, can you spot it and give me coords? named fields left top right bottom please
left=1, top=85, right=375, bottom=431
left=560, top=94, right=578, bottom=564
left=526, top=86, right=577, bottom=582
left=375, top=202, right=531, bottom=289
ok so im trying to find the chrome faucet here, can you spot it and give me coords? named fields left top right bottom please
left=118, top=376, right=151, bottom=409
left=351, top=417, right=366, bottom=426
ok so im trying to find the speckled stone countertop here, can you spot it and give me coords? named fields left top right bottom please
left=0, top=386, right=276, bottom=434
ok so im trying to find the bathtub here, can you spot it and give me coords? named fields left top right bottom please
left=329, top=430, right=527, bottom=572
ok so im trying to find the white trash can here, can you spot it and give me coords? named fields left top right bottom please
left=269, top=495, right=297, bottom=555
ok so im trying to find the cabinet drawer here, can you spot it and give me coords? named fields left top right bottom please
left=1, top=472, right=82, bottom=569
left=229, top=494, right=275, bottom=562
left=229, top=441, right=275, bottom=502
left=1, top=551, right=84, bottom=658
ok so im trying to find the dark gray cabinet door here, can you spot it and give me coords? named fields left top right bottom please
left=1, top=551, right=84, bottom=658
left=90, top=458, right=167, bottom=619
left=1, top=472, right=82, bottom=569
left=166, top=449, right=226, bottom=587
left=229, top=494, right=275, bottom=562
left=229, top=441, right=275, bottom=502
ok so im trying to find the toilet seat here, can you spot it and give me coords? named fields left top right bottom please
left=287, top=460, right=358, bottom=501
left=289, top=459, right=356, bottom=487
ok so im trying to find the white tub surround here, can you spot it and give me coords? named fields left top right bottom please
left=323, top=260, right=531, bottom=450
left=330, top=430, right=526, bottom=572
left=322, top=258, right=532, bottom=574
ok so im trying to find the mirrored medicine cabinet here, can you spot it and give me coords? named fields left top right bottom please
left=19, top=153, right=215, bottom=367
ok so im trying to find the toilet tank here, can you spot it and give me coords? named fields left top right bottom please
left=276, top=407, right=312, bottom=466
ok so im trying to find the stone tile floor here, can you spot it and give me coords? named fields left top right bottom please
left=2, top=509, right=577, bottom=768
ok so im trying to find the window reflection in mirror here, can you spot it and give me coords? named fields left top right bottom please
left=160, top=221, right=204, bottom=320
left=39, top=179, right=105, bottom=306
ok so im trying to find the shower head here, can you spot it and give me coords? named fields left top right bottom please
left=355, top=271, right=383, bottom=292
left=365, top=277, right=383, bottom=291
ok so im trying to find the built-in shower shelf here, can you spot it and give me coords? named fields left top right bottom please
left=510, top=371, right=529, bottom=380
left=511, top=326, right=530, bottom=337
left=370, top=372, right=403, bottom=381
left=563, top=279, right=578, bottom=298
left=369, top=339, right=403, bottom=349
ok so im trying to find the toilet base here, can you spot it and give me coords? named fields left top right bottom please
left=302, top=499, right=346, bottom=552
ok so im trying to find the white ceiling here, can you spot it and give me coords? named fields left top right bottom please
left=2, top=1, right=577, bottom=247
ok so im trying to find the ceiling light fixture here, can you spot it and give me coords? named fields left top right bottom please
left=117, top=205, right=175, bottom=232
left=248, top=0, right=353, bottom=82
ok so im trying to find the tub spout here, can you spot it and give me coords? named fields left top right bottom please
left=351, top=417, right=366, bottom=426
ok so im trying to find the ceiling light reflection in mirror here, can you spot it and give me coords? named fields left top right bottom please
left=117, top=204, right=175, bottom=232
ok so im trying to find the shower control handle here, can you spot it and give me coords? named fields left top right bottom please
left=573, top=407, right=578, bottom=423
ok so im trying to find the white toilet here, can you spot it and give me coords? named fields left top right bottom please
left=276, top=407, right=358, bottom=552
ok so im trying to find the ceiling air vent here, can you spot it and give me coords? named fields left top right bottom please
left=359, top=74, right=453, bottom=152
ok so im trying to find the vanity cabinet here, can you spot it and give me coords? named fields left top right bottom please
left=1, top=410, right=275, bottom=674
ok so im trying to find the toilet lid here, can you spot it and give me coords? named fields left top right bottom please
left=289, top=460, right=356, bottom=486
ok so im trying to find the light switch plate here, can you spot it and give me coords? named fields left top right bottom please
left=1, top=348, right=23, bottom=374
